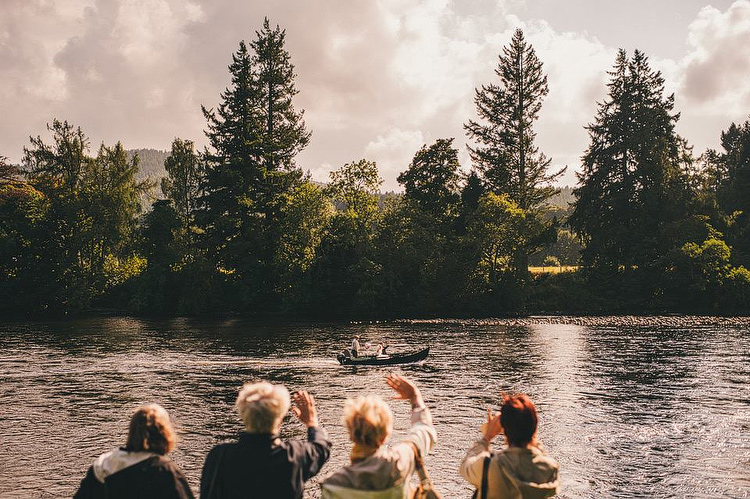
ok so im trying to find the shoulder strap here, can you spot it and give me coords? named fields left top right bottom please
left=480, top=455, right=491, bottom=499
left=409, top=442, right=428, bottom=483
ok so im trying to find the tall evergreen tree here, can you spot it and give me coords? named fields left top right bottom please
left=199, top=19, right=311, bottom=309
left=570, top=49, right=693, bottom=272
left=465, top=28, right=562, bottom=210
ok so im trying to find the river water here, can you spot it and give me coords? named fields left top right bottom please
left=0, top=318, right=748, bottom=498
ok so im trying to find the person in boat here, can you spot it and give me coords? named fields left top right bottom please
left=459, top=393, right=559, bottom=499
left=374, top=343, right=385, bottom=356
left=351, top=335, right=361, bottom=358
left=73, top=404, right=194, bottom=499
left=319, top=374, right=436, bottom=498
left=200, top=381, right=331, bottom=499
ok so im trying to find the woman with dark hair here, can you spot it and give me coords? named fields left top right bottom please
left=460, top=394, right=559, bottom=499
left=74, top=404, right=194, bottom=499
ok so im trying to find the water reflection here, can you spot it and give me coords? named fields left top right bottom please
left=0, top=319, right=747, bottom=498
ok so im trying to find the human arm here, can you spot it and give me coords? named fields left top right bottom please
left=459, top=409, right=499, bottom=487
left=293, top=390, right=332, bottom=480
left=387, top=374, right=437, bottom=472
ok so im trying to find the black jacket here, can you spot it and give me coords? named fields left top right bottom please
left=73, top=454, right=194, bottom=499
left=200, top=427, right=332, bottom=499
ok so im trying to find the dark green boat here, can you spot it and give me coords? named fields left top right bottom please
left=337, top=347, right=430, bottom=366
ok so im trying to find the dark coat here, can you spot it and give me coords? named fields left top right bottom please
left=73, top=454, right=194, bottom=499
left=200, top=426, right=332, bottom=499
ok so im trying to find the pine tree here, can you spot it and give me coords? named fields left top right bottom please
left=199, top=20, right=311, bottom=309
left=464, top=28, right=562, bottom=275
left=465, top=28, right=562, bottom=211
left=570, top=49, right=693, bottom=272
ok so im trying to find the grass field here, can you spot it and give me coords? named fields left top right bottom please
left=529, top=265, right=580, bottom=274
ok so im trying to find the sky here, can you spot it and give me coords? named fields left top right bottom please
left=1, top=0, right=749, bottom=190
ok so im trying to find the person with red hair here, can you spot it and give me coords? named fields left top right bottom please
left=460, top=394, right=559, bottom=499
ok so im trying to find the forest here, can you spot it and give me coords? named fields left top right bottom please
left=1, top=19, right=749, bottom=318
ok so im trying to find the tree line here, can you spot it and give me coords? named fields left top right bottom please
left=1, top=20, right=749, bottom=317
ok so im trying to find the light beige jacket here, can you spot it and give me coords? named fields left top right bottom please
left=460, top=439, right=559, bottom=499
left=320, top=405, right=436, bottom=499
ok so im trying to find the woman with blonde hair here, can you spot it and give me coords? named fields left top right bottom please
left=200, top=381, right=331, bottom=499
left=320, top=373, right=437, bottom=498
left=74, top=403, right=194, bottom=498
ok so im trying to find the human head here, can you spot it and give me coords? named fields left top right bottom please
left=235, top=381, right=291, bottom=434
left=125, top=404, right=176, bottom=455
left=343, top=395, right=393, bottom=448
left=500, top=393, right=538, bottom=447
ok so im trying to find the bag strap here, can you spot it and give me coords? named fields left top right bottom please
left=409, top=442, right=430, bottom=485
left=480, top=455, right=491, bottom=499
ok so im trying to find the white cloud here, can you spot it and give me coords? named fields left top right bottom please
left=0, top=0, right=747, bottom=188
left=364, top=128, right=425, bottom=191
left=679, top=1, right=750, bottom=109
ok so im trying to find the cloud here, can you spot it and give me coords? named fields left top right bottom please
left=0, top=0, right=747, bottom=188
left=681, top=1, right=750, bottom=106
left=364, top=128, right=425, bottom=190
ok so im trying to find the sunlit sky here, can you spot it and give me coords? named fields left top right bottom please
left=2, top=0, right=749, bottom=190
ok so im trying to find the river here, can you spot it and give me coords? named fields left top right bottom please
left=0, top=317, right=748, bottom=498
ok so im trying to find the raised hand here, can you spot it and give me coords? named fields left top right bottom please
left=481, top=407, right=503, bottom=441
left=385, top=373, right=424, bottom=408
left=291, top=390, right=319, bottom=428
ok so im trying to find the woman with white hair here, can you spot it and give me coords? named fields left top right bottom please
left=200, top=381, right=331, bottom=499
left=320, top=374, right=437, bottom=498
left=74, top=404, right=194, bottom=498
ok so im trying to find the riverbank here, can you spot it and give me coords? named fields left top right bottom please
left=398, top=314, right=750, bottom=328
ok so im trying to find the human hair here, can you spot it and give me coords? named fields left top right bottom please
left=343, top=395, right=393, bottom=448
left=235, top=381, right=291, bottom=434
left=500, top=393, right=538, bottom=447
left=124, top=404, right=176, bottom=455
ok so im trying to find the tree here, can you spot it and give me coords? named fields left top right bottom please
left=469, top=193, right=543, bottom=288
left=325, top=159, right=382, bottom=227
left=161, top=138, right=203, bottom=226
left=199, top=19, right=311, bottom=309
left=19, top=120, right=148, bottom=311
left=701, top=119, right=750, bottom=265
left=398, top=138, right=461, bottom=219
left=309, top=160, right=383, bottom=316
left=465, top=28, right=562, bottom=210
left=0, top=156, right=20, bottom=183
left=464, top=28, right=563, bottom=275
left=570, top=49, right=694, bottom=273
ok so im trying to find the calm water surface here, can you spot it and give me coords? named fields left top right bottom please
left=0, top=318, right=748, bottom=498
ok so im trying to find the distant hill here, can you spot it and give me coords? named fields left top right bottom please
left=547, top=186, right=574, bottom=208
left=127, top=149, right=168, bottom=181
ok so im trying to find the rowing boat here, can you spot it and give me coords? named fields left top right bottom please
left=336, top=347, right=429, bottom=366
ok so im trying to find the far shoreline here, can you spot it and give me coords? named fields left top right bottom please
left=2, top=311, right=749, bottom=328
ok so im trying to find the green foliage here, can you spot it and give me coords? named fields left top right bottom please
left=398, top=138, right=461, bottom=219
left=465, top=28, right=562, bottom=210
left=3, top=29, right=750, bottom=318
left=700, top=119, right=750, bottom=266
left=162, top=138, right=203, bottom=225
left=571, top=50, right=694, bottom=279
left=199, top=19, right=311, bottom=310
left=10, top=120, right=149, bottom=313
